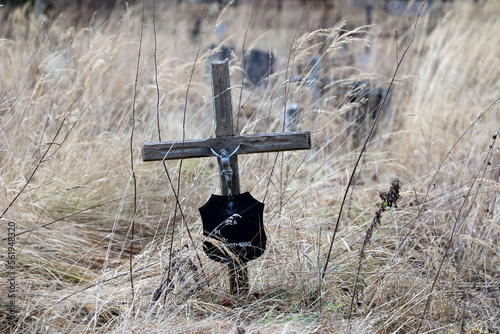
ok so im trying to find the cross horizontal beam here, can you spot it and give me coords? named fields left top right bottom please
left=142, top=131, right=311, bottom=162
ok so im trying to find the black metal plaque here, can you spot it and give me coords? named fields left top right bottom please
left=199, top=192, right=266, bottom=263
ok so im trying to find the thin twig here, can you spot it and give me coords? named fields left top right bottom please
left=283, top=0, right=308, bottom=131
left=321, top=1, right=427, bottom=281
left=154, top=0, right=161, bottom=142
left=152, top=4, right=209, bottom=295
left=236, top=0, right=255, bottom=133
left=164, top=18, right=205, bottom=300
left=129, top=0, right=145, bottom=314
left=263, top=0, right=308, bottom=203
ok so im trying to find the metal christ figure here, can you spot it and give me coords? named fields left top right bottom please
left=210, top=144, right=241, bottom=205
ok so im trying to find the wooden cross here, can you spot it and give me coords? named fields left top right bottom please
left=142, top=60, right=311, bottom=294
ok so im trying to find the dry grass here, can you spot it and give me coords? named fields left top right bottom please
left=0, top=1, right=499, bottom=333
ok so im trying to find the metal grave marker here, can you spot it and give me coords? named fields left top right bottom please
left=199, top=192, right=266, bottom=264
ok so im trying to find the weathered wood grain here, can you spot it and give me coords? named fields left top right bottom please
left=211, top=61, right=235, bottom=138
left=211, top=61, right=240, bottom=197
left=142, top=131, right=311, bottom=162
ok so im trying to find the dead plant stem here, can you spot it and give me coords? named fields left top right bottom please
left=164, top=21, right=204, bottom=299
left=128, top=0, right=145, bottom=314
left=321, top=0, right=427, bottom=281
left=236, top=0, right=255, bottom=134
left=152, top=4, right=209, bottom=294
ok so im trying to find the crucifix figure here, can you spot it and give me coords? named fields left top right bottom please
left=142, top=60, right=311, bottom=295
left=210, top=144, right=241, bottom=205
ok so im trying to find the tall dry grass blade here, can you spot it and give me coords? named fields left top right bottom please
left=128, top=0, right=145, bottom=315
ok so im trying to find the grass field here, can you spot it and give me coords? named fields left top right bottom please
left=1, top=1, right=499, bottom=333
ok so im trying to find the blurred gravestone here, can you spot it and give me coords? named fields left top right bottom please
left=347, top=80, right=392, bottom=148
left=244, top=49, right=275, bottom=86
left=207, top=44, right=235, bottom=63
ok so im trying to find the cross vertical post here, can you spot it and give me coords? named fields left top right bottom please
left=211, top=61, right=247, bottom=294
left=211, top=61, right=240, bottom=198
